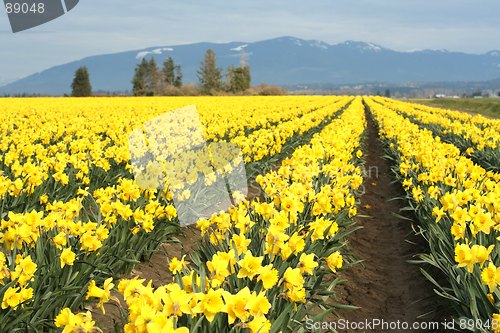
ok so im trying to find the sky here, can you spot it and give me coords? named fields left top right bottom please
left=1, top=0, right=499, bottom=83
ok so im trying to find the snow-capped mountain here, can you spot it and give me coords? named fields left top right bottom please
left=1, top=36, right=499, bottom=95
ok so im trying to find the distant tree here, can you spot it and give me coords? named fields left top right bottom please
left=236, top=51, right=251, bottom=92
left=384, top=89, right=390, bottom=98
left=174, top=66, right=182, bottom=88
left=234, top=66, right=251, bottom=92
left=472, top=88, right=482, bottom=97
left=71, top=66, right=92, bottom=97
left=498, top=91, right=500, bottom=97
left=225, top=64, right=235, bottom=92
left=197, top=49, right=223, bottom=95
left=146, top=57, right=160, bottom=96
left=162, top=57, right=183, bottom=88
left=225, top=51, right=251, bottom=94
left=163, top=57, right=175, bottom=86
left=131, top=58, right=149, bottom=96
left=376, top=91, right=381, bottom=96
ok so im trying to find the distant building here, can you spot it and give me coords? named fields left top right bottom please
left=435, top=94, right=445, bottom=98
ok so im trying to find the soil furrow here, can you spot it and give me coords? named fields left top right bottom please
left=333, top=108, right=449, bottom=332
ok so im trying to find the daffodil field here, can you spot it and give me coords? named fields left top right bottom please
left=0, top=96, right=364, bottom=332
left=2, top=94, right=500, bottom=332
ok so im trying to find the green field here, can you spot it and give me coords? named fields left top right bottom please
left=408, top=98, right=500, bottom=119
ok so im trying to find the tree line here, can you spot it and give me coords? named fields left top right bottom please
left=131, top=57, right=183, bottom=96
left=131, top=49, right=257, bottom=96
left=68, top=49, right=284, bottom=97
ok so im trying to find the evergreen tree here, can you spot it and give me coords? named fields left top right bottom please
left=225, top=51, right=251, bottom=94
left=147, top=57, right=160, bottom=96
left=131, top=58, right=149, bottom=96
left=234, top=66, right=251, bottom=92
left=197, top=49, right=223, bottom=95
left=162, top=57, right=176, bottom=86
left=385, top=89, right=391, bottom=98
left=174, top=65, right=182, bottom=88
left=163, top=57, right=183, bottom=88
left=225, top=64, right=236, bottom=92
left=237, top=50, right=251, bottom=91
left=71, top=66, right=92, bottom=97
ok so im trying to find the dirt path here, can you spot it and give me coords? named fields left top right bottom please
left=333, top=109, right=450, bottom=332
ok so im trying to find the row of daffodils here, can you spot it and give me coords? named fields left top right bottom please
left=373, top=97, right=500, bottom=173
left=365, top=97, right=500, bottom=332
left=0, top=96, right=358, bottom=332
left=62, top=96, right=367, bottom=333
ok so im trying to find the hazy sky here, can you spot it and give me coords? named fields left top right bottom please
left=1, top=0, right=499, bottom=81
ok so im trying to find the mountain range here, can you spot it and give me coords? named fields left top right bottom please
left=1, top=36, right=500, bottom=95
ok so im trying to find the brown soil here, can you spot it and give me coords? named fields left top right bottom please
left=89, top=110, right=451, bottom=332
left=332, top=110, right=451, bottom=332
